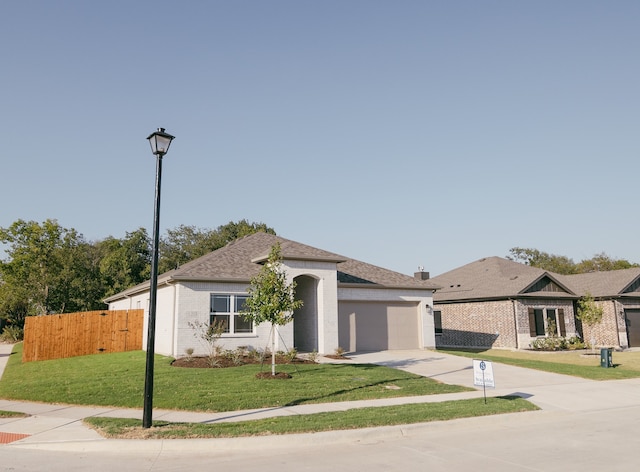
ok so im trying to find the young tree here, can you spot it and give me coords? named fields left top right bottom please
left=242, top=243, right=303, bottom=376
left=577, top=292, right=604, bottom=349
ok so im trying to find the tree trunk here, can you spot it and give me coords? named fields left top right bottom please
left=271, top=324, right=276, bottom=376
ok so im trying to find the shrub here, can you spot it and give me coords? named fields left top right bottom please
left=0, top=326, right=23, bottom=342
left=306, top=350, right=319, bottom=363
left=285, top=347, right=298, bottom=362
left=530, top=335, right=585, bottom=351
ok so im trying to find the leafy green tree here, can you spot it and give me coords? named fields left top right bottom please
left=0, top=219, right=84, bottom=316
left=576, top=292, right=604, bottom=349
left=215, top=219, right=275, bottom=245
left=575, top=252, right=639, bottom=273
left=507, top=247, right=577, bottom=274
left=158, top=220, right=275, bottom=273
left=159, top=225, right=213, bottom=273
left=508, top=248, right=638, bottom=275
left=242, top=243, right=303, bottom=376
left=97, top=228, right=151, bottom=297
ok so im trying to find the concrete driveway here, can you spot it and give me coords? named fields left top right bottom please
left=336, top=350, right=640, bottom=412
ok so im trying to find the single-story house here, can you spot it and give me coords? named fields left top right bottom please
left=105, top=232, right=440, bottom=358
left=429, top=257, right=640, bottom=350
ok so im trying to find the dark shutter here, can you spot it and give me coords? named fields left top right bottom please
left=528, top=308, right=537, bottom=337
left=558, top=309, right=566, bottom=337
left=434, top=310, right=442, bottom=334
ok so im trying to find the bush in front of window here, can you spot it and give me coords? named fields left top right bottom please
left=530, top=335, right=585, bottom=351
left=188, top=319, right=226, bottom=367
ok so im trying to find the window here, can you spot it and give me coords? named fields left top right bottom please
left=532, top=309, right=545, bottom=336
left=528, top=307, right=566, bottom=337
left=210, top=294, right=253, bottom=334
left=434, top=310, right=443, bottom=335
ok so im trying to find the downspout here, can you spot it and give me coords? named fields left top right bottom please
left=512, top=299, right=519, bottom=349
left=167, top=280, right=178, bottom=358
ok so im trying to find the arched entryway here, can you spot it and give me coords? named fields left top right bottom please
left=293, top=275, right=319, bottom=352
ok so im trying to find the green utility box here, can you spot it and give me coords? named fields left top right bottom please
left=600, top=348, right=613, bottom=368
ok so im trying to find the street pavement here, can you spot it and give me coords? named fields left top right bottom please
left=1, top=342, right=640, bottom=461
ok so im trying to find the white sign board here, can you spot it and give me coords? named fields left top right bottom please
left=473, top=359, right=495, bottom=388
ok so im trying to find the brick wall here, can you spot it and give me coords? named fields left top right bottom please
left=580, top=300, right=640, bottom=349
left=435, top=300, right=516, bottom=348
left=435, top=298, right=577, bottom=349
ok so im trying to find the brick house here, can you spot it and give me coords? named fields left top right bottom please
left=105, top=232, right=440, bottom=357
left=429, top=257, right=640, bottom=350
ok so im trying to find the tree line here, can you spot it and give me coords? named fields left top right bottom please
left=0, top=219, right=275, bottom=329
left=507, top=247, right=639, bottom=274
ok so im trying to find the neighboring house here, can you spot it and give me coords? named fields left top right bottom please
left=105, top=232, right=440, bottom=358
left=430, top=257, right=640, bottom=350
left=556, top=269, right=640, bottom=349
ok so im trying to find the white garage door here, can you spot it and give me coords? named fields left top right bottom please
left=338, top=301, right=420, bottom=352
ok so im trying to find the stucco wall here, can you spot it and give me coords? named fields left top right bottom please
left=339, top=287, right=435, bottom=349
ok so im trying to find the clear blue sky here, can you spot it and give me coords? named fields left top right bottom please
left=1, top=0, right=638, bottom=276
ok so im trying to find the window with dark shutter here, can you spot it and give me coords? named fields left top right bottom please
left=528, top=308, right=537, bottom=337
left=534, top=309, right=545, bottom=336
left=434, top=310, right=443, bottom=335
left=558, top=308, right=566, bottom=337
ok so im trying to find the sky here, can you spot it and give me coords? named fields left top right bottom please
left=1, top=0, right=639, bottom=277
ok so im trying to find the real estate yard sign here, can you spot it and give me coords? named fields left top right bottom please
left=473, top=359, right=495, bottom=404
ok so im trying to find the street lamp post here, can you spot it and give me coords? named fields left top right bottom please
left=143, top=127, right=175, bottom=429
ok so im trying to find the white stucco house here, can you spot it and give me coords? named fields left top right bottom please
left=105, top=232, right=440, bottom=358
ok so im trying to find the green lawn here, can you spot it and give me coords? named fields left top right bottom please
left=0, top=410, right=27, bottom=418
left=84, top=396, right=537, bottom=439
left=438, top=348, right=640, bottom=380
left=0, top=343, right=470, bottom=412
left=0, top=343, right=542, bottom=438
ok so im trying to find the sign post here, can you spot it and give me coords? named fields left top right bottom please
left=473, top=359, right=495, bottom=404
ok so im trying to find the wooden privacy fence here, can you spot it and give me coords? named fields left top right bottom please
left=22, top=309, right=144, bottom=362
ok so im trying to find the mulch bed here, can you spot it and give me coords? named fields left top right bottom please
left=171, top=355, right=315, bottom=369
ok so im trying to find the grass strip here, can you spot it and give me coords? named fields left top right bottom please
left=0, top=410, right=28, bottom=418
left=0, top=343, right=470, bottom=411
left=84, top=396, right=537, bottom=439
left=438, top=349, right=640, bottom=380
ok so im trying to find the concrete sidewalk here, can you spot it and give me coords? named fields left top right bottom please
left=2, top=342, right=639, bottom=451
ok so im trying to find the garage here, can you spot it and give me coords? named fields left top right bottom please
left=625, top=310, right=640, bottom=347
left=338, top=301, right=420, bottom=352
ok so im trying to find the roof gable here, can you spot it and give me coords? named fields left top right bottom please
left=521, top=274, right=574, bottom=295
left=558, top=268, right=640, bottom=297
left=433, top=257, right=640, bottom=302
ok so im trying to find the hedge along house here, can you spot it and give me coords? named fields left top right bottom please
left=104, top=232, right=440, bottom=358
left=430, top=257, right=640, bottom=350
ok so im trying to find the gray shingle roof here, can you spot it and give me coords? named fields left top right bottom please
left=556, top=268, right=640, bottom=298
left=105, top=232, right=438, bottom=301
left=431, top=256, right=640, bottom=302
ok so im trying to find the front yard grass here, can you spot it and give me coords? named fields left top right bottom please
left=438, top=348, right=640, bottom=380
left=0, top=410, right=27, bottom=418
left=84, top=396, right=537, bottom=439
left=0, top=344, right=540, bottom=438
left=0, top=343, right=470, bottom=411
